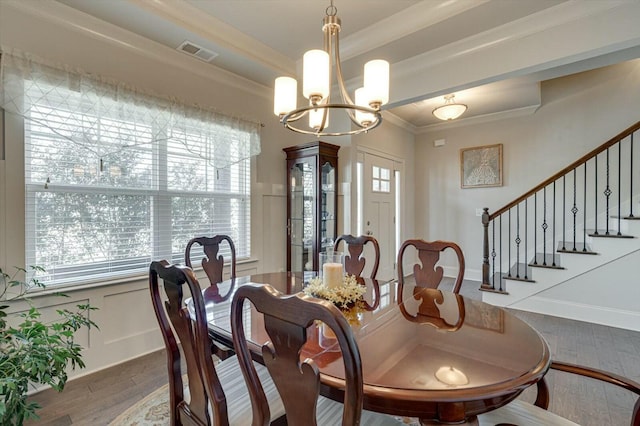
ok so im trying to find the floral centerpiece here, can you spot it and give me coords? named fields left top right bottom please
left=303, top=274, right=366, bottom=326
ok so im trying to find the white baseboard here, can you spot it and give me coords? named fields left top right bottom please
left=443, top=265, right=481, bottom=282
left=512, top=295, right=640, bottom=332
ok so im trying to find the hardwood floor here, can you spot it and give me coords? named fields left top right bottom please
left=26, top=279, right=639, bottom=426
left=24, top=350, right=169, bottom=426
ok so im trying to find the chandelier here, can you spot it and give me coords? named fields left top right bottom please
left=432, top=94, right=467, bottom=121
left=273, top=1, right=389, bottom=137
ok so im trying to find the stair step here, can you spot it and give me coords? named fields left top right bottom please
left=529, top=253, right=565, bottom=269
left=556, top=241, right=597, bottom=254
left=587, top=229, right=635, bottom=238
left=611, top=214, right=640, bottom=220
left=479, top=273, right=509, bottom=294
left=503, top=263, right=535, bottom=282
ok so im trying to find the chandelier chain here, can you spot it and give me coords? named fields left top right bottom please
left=326, top=0, right=337, bottom=17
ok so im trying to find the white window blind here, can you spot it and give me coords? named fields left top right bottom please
left=1, top=51, right=259, bottom=287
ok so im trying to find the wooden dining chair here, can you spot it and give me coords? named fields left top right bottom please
left=333, top=234, right=380, bottom=279
left=185, top=235, right=237, bottom=360
left=149, top=261, right=285, bottom=426
left=230, top=283, right=403, bottom=426
left=185, top=235, right=236, bottom=287
left=478, top=361, right=640, bottom=425
left=397, top=239, right=465, bottom=299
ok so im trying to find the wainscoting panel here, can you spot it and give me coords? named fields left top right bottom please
left=102, top=287, right=158, bottom=345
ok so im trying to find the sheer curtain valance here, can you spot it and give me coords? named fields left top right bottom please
left=0, top=50, right=261, bottom=169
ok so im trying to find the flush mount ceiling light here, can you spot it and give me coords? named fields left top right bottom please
left=432, top=94, right=467, bottom=121
left=273, top=0, right=389, bottom=137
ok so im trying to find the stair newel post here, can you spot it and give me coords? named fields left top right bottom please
left=481, top=207, right=493, bottom=290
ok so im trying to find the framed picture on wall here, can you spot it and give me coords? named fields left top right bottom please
left=460, top=144, right=503, bottom=188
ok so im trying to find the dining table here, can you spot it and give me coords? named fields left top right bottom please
left=187, top=271, right=551, bottom=425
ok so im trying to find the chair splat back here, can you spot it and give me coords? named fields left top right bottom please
left=334, top=234, right=380, bottom=279
left=149, top=260, right=230, bottom=426
left=397, top=239, right=465, bottom=296
left=231, top=284, right=364, bottom=426
left=185, top=235, right=236, bottom=286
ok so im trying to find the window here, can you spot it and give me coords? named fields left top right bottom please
left=19, top=80, right=255, bottom=287
left=372, top=165, right=391, bottom=193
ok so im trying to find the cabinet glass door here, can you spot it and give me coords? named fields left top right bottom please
left=320, top=161, right=336, bottom=254
left=289, top=161, right=315, bottom=273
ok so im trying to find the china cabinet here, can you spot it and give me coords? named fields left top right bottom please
left=284, top=141, right=339, bottom=273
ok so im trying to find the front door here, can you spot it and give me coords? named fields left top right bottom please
left=363, top=152, right=396, bottom=281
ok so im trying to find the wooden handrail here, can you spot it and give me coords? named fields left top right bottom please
left=488, top=120, right=640, bottom=220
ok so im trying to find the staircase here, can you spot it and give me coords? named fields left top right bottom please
left=480, top=121, right=640, bottom=331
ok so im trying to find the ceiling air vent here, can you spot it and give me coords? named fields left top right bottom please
left=177, top=41, right=218, bottom=63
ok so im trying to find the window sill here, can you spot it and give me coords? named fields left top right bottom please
left=26, top=257, right=260, bottom=298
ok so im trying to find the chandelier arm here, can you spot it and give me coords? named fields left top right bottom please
left=333, top=28, right=355, bottom=106
left=318, top=98, right=329, bottom=132
left=345, top=107, right=362, bottom=126
left=282, top=110, right=307, bottom=123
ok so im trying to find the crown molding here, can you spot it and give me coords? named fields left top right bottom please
left=382, top=111, right=418, bottom=135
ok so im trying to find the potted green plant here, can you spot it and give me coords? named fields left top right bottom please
left=0, top=266, right=97, bottom=425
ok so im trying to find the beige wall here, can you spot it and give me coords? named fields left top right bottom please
left=416, top=60, right=640, bottom=279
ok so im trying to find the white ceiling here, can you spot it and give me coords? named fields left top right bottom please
left=52, top=0, right=640, bottom=131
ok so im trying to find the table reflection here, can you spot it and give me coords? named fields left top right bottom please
left=399, top=287, right=465, bottom=331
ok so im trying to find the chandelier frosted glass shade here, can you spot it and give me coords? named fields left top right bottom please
left=273, top=2, right=389, bottom=137
left=432, top=94, right=467, bottom=121
left=435, top=366, right=469, bottom=386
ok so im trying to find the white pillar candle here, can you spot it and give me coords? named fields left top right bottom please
left=323, top=262, right=343, bottom=289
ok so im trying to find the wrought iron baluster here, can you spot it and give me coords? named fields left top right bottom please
left=516, top=204, right=520, bottom=278
left=618, top=140, right=622, bottom=235
left=631, top=133, right=635, bottom=218
left=553, top=181, right=557, bottom=265
left=542, top=187, right=548, bottom=265
left=499, top=215, right=503, bottom=292
left=562, top=175, right=566, bottom=251
left=572, top=168, right=578, bottom=251
left=583, top=162, right=587, bottom=250
left=594, top=155, right=599, bottom=235
left=629, top=133, right=634, bottom=218
left=605, top=148, right=611, bottom=235
left=508, top=209, right=512, bottom=278
left=534, top=193, right=538, bottom=265
left=524, top=198, right=528, bottom=279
